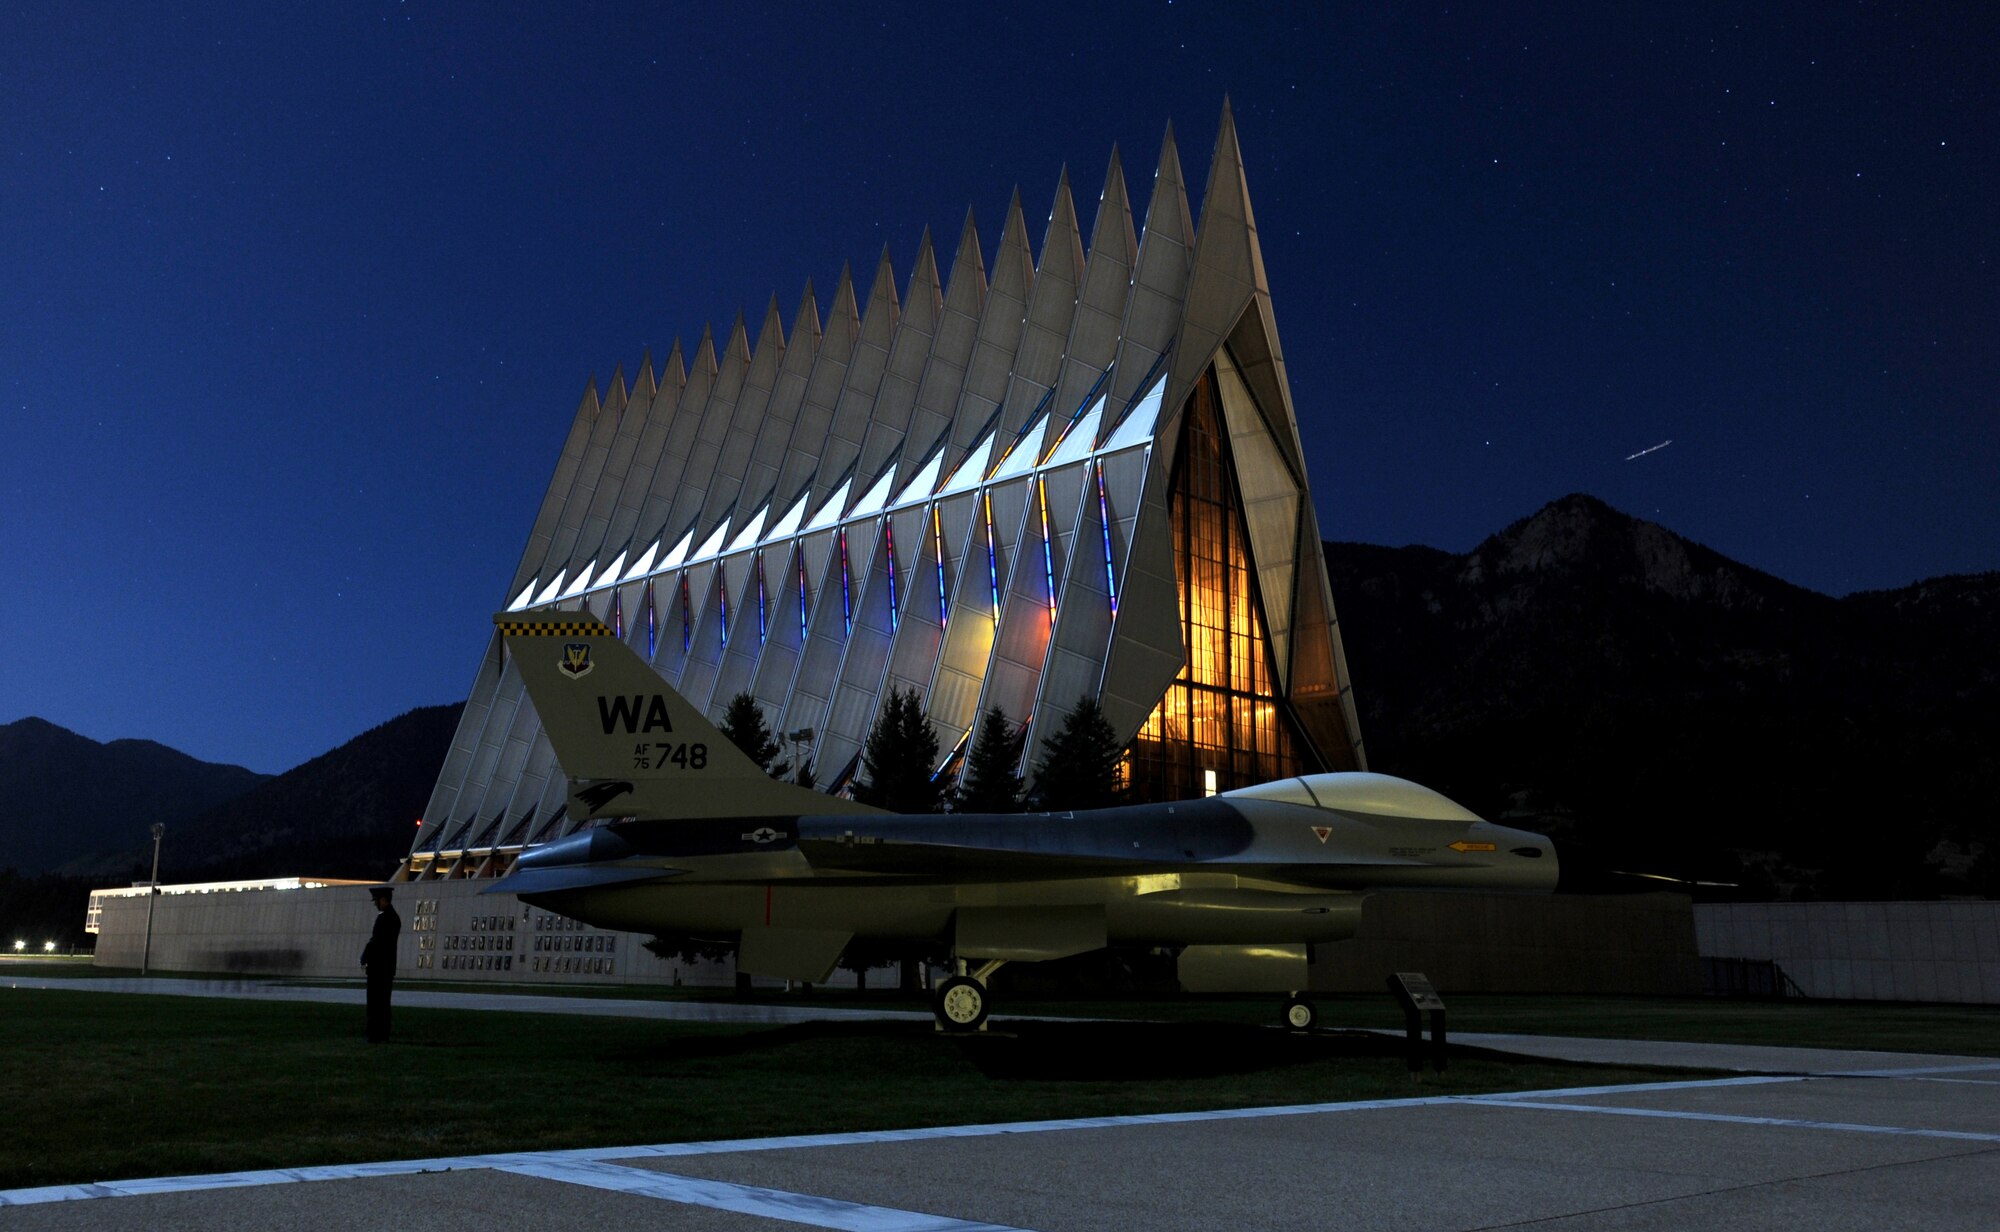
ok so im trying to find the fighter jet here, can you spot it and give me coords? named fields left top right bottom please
left=486, top=609, right=1559, bottom=1031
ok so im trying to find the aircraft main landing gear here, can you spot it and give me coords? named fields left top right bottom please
left=1281, top=993, right=1317, bottom=1032
left=933, top=976, right=989, bottom=1031
left=932, top=959, right=1007, bottom=1032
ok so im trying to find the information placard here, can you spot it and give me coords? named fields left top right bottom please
left=1390, top=971, right=1445, bottom=1012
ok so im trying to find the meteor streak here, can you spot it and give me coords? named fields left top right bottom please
left=1624, top=439, right=1673, bottom=461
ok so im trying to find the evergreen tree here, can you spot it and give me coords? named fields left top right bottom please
left=716, top=692, right=783, bottom=777
left=855, top=687, right=945, bottom=813
left=1031, top=694, right=1124, bottom=811
left=959, top=706, right=1026, bottom=813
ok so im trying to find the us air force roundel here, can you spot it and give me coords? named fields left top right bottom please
left=559, top=642, right=594, bottom=680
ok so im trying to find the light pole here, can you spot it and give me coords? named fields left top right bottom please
left=786, top=727, right=815, bottom=785
left=140, top=823, right=164, bottom=975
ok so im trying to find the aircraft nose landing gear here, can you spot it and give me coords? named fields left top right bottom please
left=932, top=959, right=1007, bottom=1032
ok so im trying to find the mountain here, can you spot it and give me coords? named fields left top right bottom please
left=5, top=704, right=461, bottom=949
left=0, top=719, right=267, bottom=876
left=93, top=703, right=466, bottom=885
left=1324, top=494, right=2000, bottom=899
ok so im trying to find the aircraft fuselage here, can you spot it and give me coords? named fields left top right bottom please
left=498, top=793, right=1558, bottom=951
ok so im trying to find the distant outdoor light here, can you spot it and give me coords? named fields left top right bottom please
left=42, top=941, right=56, bottom=953
left=142, top=822, right=166, bottom=976
left=10, top=940, right=22, bottom=952
left=786, top=728, right=816, bottom=786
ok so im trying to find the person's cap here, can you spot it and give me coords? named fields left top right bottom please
left=368, top=884, right=395, bottom=899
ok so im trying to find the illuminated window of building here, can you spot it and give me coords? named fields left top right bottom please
left=1126, top=366, right=1305, bottom=801
left=838, top=530, right=853, bottom=635
left=680, top=573, right=693, bottom=655
left=1095, top=459, right=1117, bottom=615
left=932, top=506, right=949, bottom=628
left=798, top=552, right=811, bottom=639
left=982, top=492, right=1001, bottom=622
left=1037, top=477, right=1057, bottom=627
left=884, top=524, right=899, bottom=633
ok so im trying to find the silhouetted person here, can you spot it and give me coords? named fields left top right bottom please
left=360, top=885, right=401, bottom=1042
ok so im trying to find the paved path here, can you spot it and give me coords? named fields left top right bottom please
left=7, top=976, right=1997, bottom=1228
left=6, top=1062, right=1997, bottom=1229
left=1437, top=1029, right=1997, bottom=1075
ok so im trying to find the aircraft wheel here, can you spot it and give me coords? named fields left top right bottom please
left=1281, top=994, right=1317, bottom=1032
left=933, top=975, right=989, bottom=1032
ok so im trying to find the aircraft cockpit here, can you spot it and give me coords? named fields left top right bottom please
left=1221, top=772, right=1486, bottom=823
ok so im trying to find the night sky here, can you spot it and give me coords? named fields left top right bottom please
left=5, top=4, right=1994, bottom=773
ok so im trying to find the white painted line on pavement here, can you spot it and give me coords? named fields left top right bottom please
left=503, top=1158, right=1030, bottom=1231
left=1464, top=1098, right=2000, bottom=1143
left=0, top=1071, right=1962, bottom=1209
left=0, top=1092, right=1480, bottom=1206
left=1469, top=1075, right=1805, bottom=1101
left=1834, top=1061, right=2000, bottom=1079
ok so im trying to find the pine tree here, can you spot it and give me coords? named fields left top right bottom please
left=716, top=692, right=783, bottom=777
left=855, top=687, right=945, bottom=813
left=1031, top=694, right=1124, bottom=811
left=959, top=706, right=1026, bottom=813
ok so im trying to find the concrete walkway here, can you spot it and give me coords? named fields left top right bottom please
left=7, top=1065, right=1998, bottom=1228
left=1438, top=1029, right=1998, bottom=1075
left=6, top=975, right=1999, bottom=1228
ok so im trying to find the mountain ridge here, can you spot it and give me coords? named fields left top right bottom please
left=1325, top=493, right=1998, bottom=899
left=70, top=703, right=464, bottom=884
left=0, top=718, right=269, bottom=876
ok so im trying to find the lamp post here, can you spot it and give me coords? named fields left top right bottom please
left=786, top=727, right=815, bottom=785
left=140, top=822, right=164, bottom=975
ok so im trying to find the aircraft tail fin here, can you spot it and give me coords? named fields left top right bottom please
left=494, top=609, right=878, bottom=821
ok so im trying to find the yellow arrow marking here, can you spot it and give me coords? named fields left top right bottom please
left=1448, top=841, right=1497, bottom=853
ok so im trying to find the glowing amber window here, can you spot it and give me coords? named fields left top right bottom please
left=1127, top=367, right=1304, bottom=801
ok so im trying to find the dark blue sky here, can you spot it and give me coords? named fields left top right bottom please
left=4, top=3, right=1994, bottom=773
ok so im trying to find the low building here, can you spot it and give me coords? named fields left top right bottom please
left=87, top=878, right=737, bottom=986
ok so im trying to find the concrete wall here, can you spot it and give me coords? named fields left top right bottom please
left=90, top=879, right=737, bottom=987
left=105, top=881, right=1999, bottom=1004
left=1695, top=901, right=2000, bottom=1005
left=1309, top=891, right=1703, bottom=996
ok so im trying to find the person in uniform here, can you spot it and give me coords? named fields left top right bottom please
left=360, top=885, right=401, bottom=1042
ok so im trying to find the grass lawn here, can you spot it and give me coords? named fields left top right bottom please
left=985, top=992, right=2000, bottom=1057
left=267, top=979, right=2000, bottom=1058
left=25, top=956, right=2000, bottom=1056
left=2, top=987, right=1707, bottom=1191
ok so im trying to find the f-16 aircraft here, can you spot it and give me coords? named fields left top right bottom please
left=486, top=609, right=1559, bottom=1030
